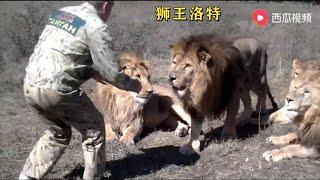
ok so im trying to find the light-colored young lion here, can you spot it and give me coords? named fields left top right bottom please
left=92, top=53, right=190, bottom=145
left=263, top=58, right=320, bottom=162
left=168, top=34, right=253, bottom=155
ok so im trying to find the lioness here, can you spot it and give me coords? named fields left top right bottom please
left=263, top=59, right=320, bottom=162
left=92, top=53, right=190, bottom=145
left=168, top=34, right=253, bottom=155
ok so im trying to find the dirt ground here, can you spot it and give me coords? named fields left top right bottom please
left=1, top=1, right=320, bottom=179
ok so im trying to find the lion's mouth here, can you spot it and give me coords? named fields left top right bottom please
left=172, top=85, right=187, bottom=97
left=137, top=94, right=151, bottom=99
left=135, top=97, right=148, bottom=105
left=287, top=109, right=299, bottom=113
left=284, top=108, right=299, bottom=121
left=130, top=92, right=150, bottom=105
left=285, top=106, right=300, bottom=114
left=172, top=85, right=186, bottom=91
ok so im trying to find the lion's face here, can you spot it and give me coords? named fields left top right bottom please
left=119, top=53, right=153, bottom=105
left=168, top=51, right=196, bottom=97
left=283, top=59, right=320, bottom=122
left=168, top=42, right=210, bottom=97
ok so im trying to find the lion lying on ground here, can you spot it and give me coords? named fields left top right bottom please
left=168, top=34, right=253, bottom=155
left=92, top=53, right=190, bottom=145
left=263, top=58, right=320, bottom=162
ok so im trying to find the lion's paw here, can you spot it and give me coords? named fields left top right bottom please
left=191, top=140, right=201, bottom=152
left=175, top=124, right=189, bottom=137
left=119, top=136, right=135, bottom=146
left=105, top=133, right=118, bottom=142
left=262, top=149, right=285, bottom=162
left=266, top=136, right=286, bottom=146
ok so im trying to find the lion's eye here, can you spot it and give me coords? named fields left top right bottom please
left=172, top=61, right=177, bottom=65
left=294, top=72, right=299, bottom=77
left=304, top=90, right=310, bottom=95
left=136, top=75, right=141, bottom=79
left=185, top=63, right=191, bottom=68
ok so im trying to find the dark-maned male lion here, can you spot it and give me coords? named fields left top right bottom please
left=168, top=34, right=253, bottom=155
left=182, top=35, right=278, bottom=119
left=263, top=59, right=320, bottom=162
left=92, top=53, right=190, bottom=145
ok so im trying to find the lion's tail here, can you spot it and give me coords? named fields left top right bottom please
left=261, top=49, right=278, bottom=111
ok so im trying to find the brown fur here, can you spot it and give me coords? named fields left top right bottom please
left=92, top=53, right=190, bottom=145
left=263, top=59, right=320, bottom=162
left=180, top=35, right=278, bottom=115
left=170, top=34, right=245, bottom=117
left=168, top=34, right=251, bottom=155
left=299, top=110, right=320, bottom=148
left=143, top=84, right=189, bottom=129
left=92, top=52, right=152, bottom=144
left=95, top=81, right=144, bottom=137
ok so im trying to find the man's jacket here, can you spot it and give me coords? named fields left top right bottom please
left=25, top=2, right=133, bottom=94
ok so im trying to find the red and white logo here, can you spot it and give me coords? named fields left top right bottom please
left=252, top=9, right=269, bottom=27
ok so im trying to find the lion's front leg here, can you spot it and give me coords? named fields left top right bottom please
left=255, top=89, right=267, bottom=115
left=161, top=115, right=189, bottom=137
left=263, top=144, right=319, bottom=162
left=120, top=123, right=143, bottom=146
left=222, top=94, right=240, bottom=139
left=266, top=132, right=298, bottom=146
left=237, top=86, right=253, bottom=127
left=170, top=103, right=191, bottom=137
left=179, top=115, right=203, bottom=156
left=171, top=104, right=192, bottom=126
left=175, top=121, right=189, bottom=137
left=105, top=122, right=118, bottom=141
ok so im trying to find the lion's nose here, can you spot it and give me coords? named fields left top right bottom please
left=169, top=72, right=176, bottom=81
left=147, top=89, right=153, bottom=95
left=285, top=97, right=293, bottom=103
left=146, top=88, right=153, bottom=96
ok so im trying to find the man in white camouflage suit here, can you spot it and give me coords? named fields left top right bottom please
left=19, top=1, right=143, bottom=179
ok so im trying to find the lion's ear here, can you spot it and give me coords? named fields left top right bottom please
left=198, top=47, right=211, bottom=63
left=120, top=64, right=128, bottom=70
left=118, top=58, right=131, bottom=70
left=292, top=58, right=302, bottom=69
left=140, top=60, right=149, bottom=69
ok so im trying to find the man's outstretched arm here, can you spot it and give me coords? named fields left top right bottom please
left=86, top=23, right=141, bottom=93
